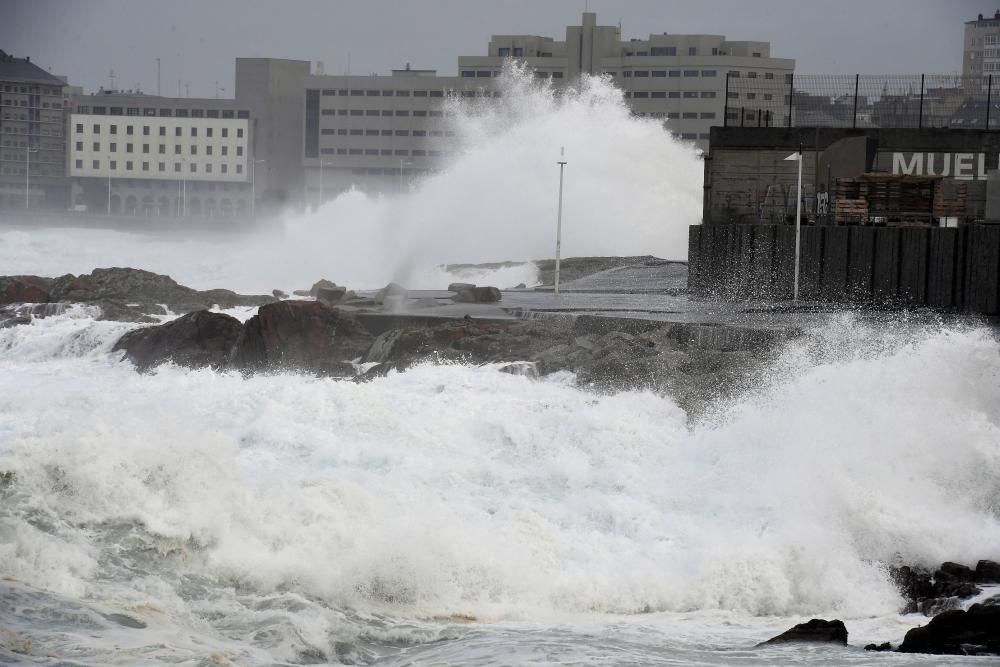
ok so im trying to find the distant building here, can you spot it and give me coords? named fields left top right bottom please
left=458, top=12, right=795, bottom=150
left=0, top=49, right=68, bottom=210
left=964, top=11, right=1000, bottom=80
left=67, top=92, right=254, bottom=218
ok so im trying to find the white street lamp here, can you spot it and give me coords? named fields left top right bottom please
left=784, top=145, right=803, bottom=302
left=399, top=159, right=413, bottom=194
left=251, top=159, right=265, bottom=218
left=25, top=146, right=38, bottom=209
left=554, top=147, right=567, bottom=296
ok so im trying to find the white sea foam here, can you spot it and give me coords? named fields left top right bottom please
left=0, top=67, right=701, bottom=293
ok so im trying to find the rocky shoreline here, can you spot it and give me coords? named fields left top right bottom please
left=3, top=267, right=999, bottom=656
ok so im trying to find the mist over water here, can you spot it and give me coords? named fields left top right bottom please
left=0, top=68, right=702, bottom=292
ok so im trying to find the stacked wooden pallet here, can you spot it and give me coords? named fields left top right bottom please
left=932, top=180, right=968, bottom=217
left=833, top=174, right=942, bottom=225
left=833, top=198, right=868, bottom=224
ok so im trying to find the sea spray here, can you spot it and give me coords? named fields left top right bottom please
left=0, top=68, right=702, bottom=293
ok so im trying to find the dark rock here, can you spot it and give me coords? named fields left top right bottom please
left=113, top=310, right=243, bottom=372
left=0, top=276, right=50, bottom=304
left=898, top=603, right=1000, bottom=655
left=864, top=642, right=893, bottom=651
left=375, top=282, right=408, bottom=304
left=982, top=595, right=1000, bottom=606
left=292, top=289, right=312, bottom=297
left=513, top=283, right=527, bottom=289
left=308, top=279, right=338, bottom=296
left=94, top=300, right=158, bottom=323
left=891, top=563, right=982, bottom=616
left=316, top=286, right=347, bottom=305
left=937, top=562, right=976, bottom=582
left=451, top=286, right=501, bottom=303
left=272, top=289, right=288, bottom=299
left=447, top=282, right=475, bottom=292
left=757, top=619, right=848, bottom=646
left=975, top=560, right=1000, bottom=583
left=232, top=301, right=372, bottom=375
left=103, top=613, right=147, bottom=629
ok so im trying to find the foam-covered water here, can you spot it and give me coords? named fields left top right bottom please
left=0, top=68, right=701, bottom=293
left=1, top=309, right=998, bottom=665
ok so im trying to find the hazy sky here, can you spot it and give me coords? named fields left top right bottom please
left=0, top=0, right=987, bottom=97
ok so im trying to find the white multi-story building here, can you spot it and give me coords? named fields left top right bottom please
left=67, top=93, right=253, bottom=218
left=964, top=11, right=1000, bottom=81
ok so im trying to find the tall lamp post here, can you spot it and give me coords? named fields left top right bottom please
left=25, top=146, right=38, bottom=209
left=251, top=158, right=265, bottom=218
left=398, top=159, right=413, bottom=194
left=554, top=147, right=567, bottom=296
left=318, top=159, right=334, bottom=206
left=784, top=144, right=803, bottom=302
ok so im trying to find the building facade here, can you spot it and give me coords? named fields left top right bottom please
left=67, top=93, right=253, bottom=218
left=457, top=12, right=794, bottom=148
left=0, top=50, right=68, bottom=210
left=963, top=11, right=1000, bottom=80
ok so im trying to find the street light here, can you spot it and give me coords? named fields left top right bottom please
left=25, top=146, right=38, bottom=209
left=398, top=159, right=413, bottom=194
left=318, top=159, right=333, bottom=206
left=251, top=159, right=265, bottom=218
left=554, top=147, right=567, bottom=296
left=784, top=144, right=803, bottom=302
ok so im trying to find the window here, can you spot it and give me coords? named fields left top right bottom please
left=748, top=71, right=758, bottom=79
left=366, top=129, right=378, bottom=136
left=683, top=91, right=698, bottom=98
left=652, top=70, right=667, bottom=77
left=191, top=127, right=197, bottom=137
left=142, top=161, right=149, bottom=171
left=634, top=70, right=649, bottom=77
left=461, top=70, right=475, bottom=77
left=349, top=109, right=363, bottom=117
left=236, top=129, right=243, bottom=138
left=92, top=160, right=100, bottom=169
left=669, top=70, right=681, bottom=77
left=728, top=71, right=741, bottom=78
left=395, top=109, right=411, bottom=117
left=700, top=112, right=716, bottom=119
left=75, top=123, right=83, bottom=133
left=667, top=112, right=680, bottom=119
left=158, top=144, right=166, bottom=154
left=669, top=91, right=681, bottom=98
left=413, top=130, right=427, bottom=136
left=236, top=164, right=242, bottom=174
left=765, top=72, right=775, bottom=80
left=414, top=90, right=428, bottom=97
left=221, top=163, right=228, bottom=172
left=236, top=146, right=243, bottom=156
left=206, top=109, right=219, bottom=118
left=746, top=93, right=756, bottom=100
left=395, top=149, right=408, bottom=156
left=174, top=163, right=181, bottom=172
left=413, top=110, right=427, bottom=117
left=158, top=162, right=165, bottom=171
left=764, top=93, right=773, bottom=101
left=159, top=108, right=172, bottom=117
left=175, top=145, right=181, bottom=154
left=205, top=164, right=213, bottom=173
left=206, top=128, right=213, bottom=138
left=498, top=47, right=511, bottom=57
left=365, top=149, right=378, bottom=155
left=702, top=70, right=717, bottom=77
left=142, top=126, right=150, bottom=136
left=190, top=145, right=197, bottom=155
left=683, top=70, right=698, bottom=77
left=175, top=127, right=181, bottom=137
left=380, top=129, right=392, bottom=136
left=651, top=91, right=666, bottom=98
left=221, top=146, right=228, bottom=155
left=633, top=91, right=649, bottom=98
left=93, top=142, right=101, bottom=151
left=110, top=160, right=117, bottom=169
left=110, top=125, right=118, bottom=135
left=127, top=125, right=134, bottom=135
left=175, top=109, right=189, bottom=117
left=221, top=128, right=228, bottom=138
left=752, top=52, right=761, bottom=58
left=159, top=127, right=166, bottom=136
left=322, top=89, right=336, bottom=96
left=75, top=141, right=83, bottom=150
left=651, top=46, right=676, bottom=56
left=110, top=107, right=122, bottom=116
left=513, top=47, right=523, bottom=56
left=622, top=71, right=633, bottom=78
left=142, top=144, right=149, bottom=153
left=126, top=143, right=133, bottom=153
left=682, top=112, right=698, bottom=119
left=727, top=92, right=739, bottom=99
left=75, top=159, right=82, bottom=168
left=189, top=163, right=197, bottom=173
left=366, top=109, right=379, bottom=116
left=701, top=91, right=716, bottom=98
left=366, top=89, right=380, bottom=96
left=688, top=47, right=696, bottom=56
left=681, top=132, right=697, bottom=140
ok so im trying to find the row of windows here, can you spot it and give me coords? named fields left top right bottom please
left=727, top=92, right=782, bottom=101
left=74, top=123, right=244, bottom=139
left=620, top=69, right=718, bottom=78
left=318, top=88, right=501, bottom=98
left=462, top=70, right=565, bottom=79
left=1, top=85, right=62, bottom=95
left=624, top=90, right=718, bottom=99
left=628, top=47, right=762, bottom=58
left=671, top=132, right=712, bottom=140
left=320, top=128, right=456, bottom=137
left=79, top=178, right=245, bottom=191
left=2, top=126, right=64, bottom=136
left=320, top=108, right=449, bottom=118
left=75, top=141, right=243, bottom=156
left=74, top=106, right=249, bottom=119
left=75, top=159, right=243, bottom=174
left=318, top=148, right=448, bottom=157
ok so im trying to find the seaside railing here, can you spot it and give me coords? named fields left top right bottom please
left=724, top=73, right=998, bottom=131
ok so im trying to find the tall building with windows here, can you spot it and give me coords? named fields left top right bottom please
left=0, top=50, right=68, bottom=210
left=67, top=93, right=254, bottom=218
left=457, top=12, right=794, bottom=149
left=964, top=11, right=1000, bottom=80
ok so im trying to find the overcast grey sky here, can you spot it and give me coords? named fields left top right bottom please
left=0, top=0, right=988, bottom=96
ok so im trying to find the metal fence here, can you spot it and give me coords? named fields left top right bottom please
left=724, top=74, right=1000, bottom=130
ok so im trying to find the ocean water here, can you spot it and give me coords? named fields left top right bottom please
left=1, top=308, right=999, bottom=665
left=2, top=69, right=999, bottom=666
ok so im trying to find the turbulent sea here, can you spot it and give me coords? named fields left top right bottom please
left=2, top=68, right=1000, bottom=665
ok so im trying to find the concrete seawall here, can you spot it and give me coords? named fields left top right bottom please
left=688, top=224, right=1000, bottom=314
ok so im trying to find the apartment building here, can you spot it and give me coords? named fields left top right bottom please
left=964, top=11, right=1000, bottom=80
left=457, top=12, right=794, bottom=149
left=68, top=93, right=253, bottom=218
left=0, top=50, right=68, bottom=210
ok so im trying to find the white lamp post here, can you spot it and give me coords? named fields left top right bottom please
left=554, top=147, right=567, bottom=296
left=251, top=158, right=265, bottom=218
left=25, top=146, right=38, bottom=209
left=784, top=144, right=803, bottom=302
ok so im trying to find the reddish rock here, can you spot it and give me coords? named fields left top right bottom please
left=112, top=310, right=243, bottom=372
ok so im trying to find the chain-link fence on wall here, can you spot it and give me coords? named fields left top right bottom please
left=724, top=74, right=999, bottom=130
